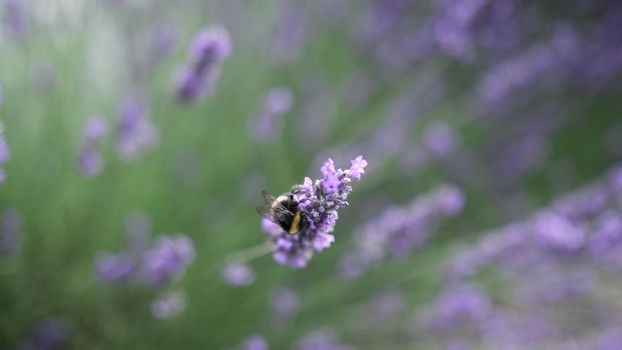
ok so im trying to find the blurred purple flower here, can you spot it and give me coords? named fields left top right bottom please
left=0, top=208, right=21, bottom=256
left=77, top=116, right=108, bottom=177
left=221, top=263, right=256, bottom=287
left=241, top=335, right=268, bottom=350
left=0, top=135, right=10, bottom=183
left=271, top=287, right=299, bottom=327
left=95, top=220, right=194, bottom=289
left=95, top=253, right=137, bottom=284
left=115, top=97, right=158, bottom=162
left=533, top=212, right=585, bottom=252
left=84, top=117, right=107, bottom=141
left=447, top=224, right=525, bottom=280
left=262, top=156, right=367, bottom=269
left=477, top=312, right=558, bottom=348
left=0, top=137, right=9, bottom=164
left=150, top=26, right=178, bottom=64
left=3, top=0, right=26, bottom=41
left=271, top=0, right=307, bottom=64
left=432, top=0, right=488, bottom=60
left=16, top=318, right=69, bottom=350
left=423, top=121, right=458, bottom=158
left=176, top=27, right=232, bottom=103
left=594, top=328, right=622, bottom=350
left=424, top=284, right=491, bottom=331
left=349, top=156, right=367, bottom=181
left=477, top=45, right=557, bottom=110
left=77, top=149, right=104, bottom=178
left=142, top=234, right=195, bottom=287
left=151, top=292, right=186, bottom=320
left=519, top=266, right=595, bottom=304
left=338, top=185, right=464, bottom=280
left=249, top=87, right=294, bottom=142
left=589, top=210, right=622, bottom=256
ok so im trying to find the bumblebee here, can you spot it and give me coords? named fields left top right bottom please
left=257, top=190, right=306, bottom=235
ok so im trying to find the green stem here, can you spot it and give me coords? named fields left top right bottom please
left=224, top=243, right=273, bottom=265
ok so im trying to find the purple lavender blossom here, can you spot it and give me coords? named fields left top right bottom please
left=423, top=284, right=492, bottom=331
left=142, top=234, right=195, bottom=287
left=338, top=185, right=464, bottom=280
left=262, top=218, right=282, bottom=235
left=16, top=318, right=70, bottom=350
left=241, top=335, right=268, bottom=350
left=477, top=45, right=558, bottom=110
left=594, top=328, right=622, bottom=350
left=426, top=165, right=622, bottom=348
left=84, top=117, right=107, bottom=141
left=221, top=263, right=256, bottom=287
left=77, top=149, right=104, bottom=178
left=95, top=253, right=137, bottom=284
left=3, top=0, right=26, bottom=41
left=518, top=266, right=595, bottom=304
left=115, top=97, right=158, bottom=162
left=77, top=116, right=107, bottom=177
left=151, top=292, right=186, bottom=320
left=423, top=121, right=458, bottom=158
left=250, top=87, right=294, bottom=142
left=0, top=135, right=10, bottom=165
left=271, top=287, right=300, bottom=328
left=262, top=156, right=367, bottom=269
left=533, top=212, right=585, bottom=252
left=432, top=0, right=487, bottom=61
left=348, top=156, right=367, bottom=181
left=447, top=224, right=525, bottom=280
left=150, top=26, right=178, bottom=64
left=271, top=1, right=307, bottom=64
left=95, top=221, right=194, bottom=289
left=176, top=27, right=232, bottom=103
left=0, top=208, right=21, bottom=256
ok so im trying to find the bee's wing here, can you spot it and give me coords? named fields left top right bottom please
left=256, top=205, right=276, bottom=222
left=261, top=191, right=276, bottom=205
left=257, top=191, right=280, bottom=223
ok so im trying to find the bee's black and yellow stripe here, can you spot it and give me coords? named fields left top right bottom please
left=271, top=194, right=302, bottom=235
left=289, top=211, right=302, bottom=234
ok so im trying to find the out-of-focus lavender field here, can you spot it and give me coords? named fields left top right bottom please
left=1, top=0, right=622, bottom=349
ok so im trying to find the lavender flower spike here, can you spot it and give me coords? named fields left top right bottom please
left=77, top=116, right=108, bottom=177
left=0, top=133, right=10, bottom=183
left=221, top=263, right=256, bottom=287
left=151, top=292, right=186, bottom=320
left=176, top=27, right=232, bottom=103
left=241, top=335, right=269, bottom=350
left=262, top=156, right=368, bottom=268
left=141, top=233, right=195, bottom=287
left=250, top=87, right=294, bottom=142
left=116, top=97, right=158, bottom=162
